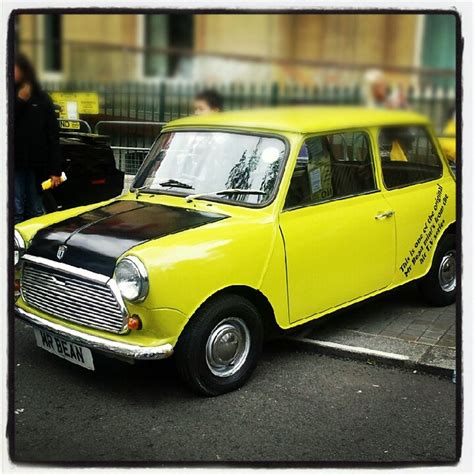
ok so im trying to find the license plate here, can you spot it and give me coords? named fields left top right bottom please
left=34, top=329, right=95, bottom=371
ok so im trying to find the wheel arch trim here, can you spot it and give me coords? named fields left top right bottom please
left=184, top=285, right=280, bottom=337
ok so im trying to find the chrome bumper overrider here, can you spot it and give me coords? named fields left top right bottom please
left=15, top=306, right=174, bottom=360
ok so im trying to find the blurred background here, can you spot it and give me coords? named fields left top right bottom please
left=14, top=12, right=457, bottom=177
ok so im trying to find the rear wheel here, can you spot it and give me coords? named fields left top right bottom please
left=174, top=294, right=263, bottom=396
left=418, top=234, right=456, bottom=306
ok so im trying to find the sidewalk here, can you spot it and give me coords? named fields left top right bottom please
left=287, top=283, right=456, bottom=377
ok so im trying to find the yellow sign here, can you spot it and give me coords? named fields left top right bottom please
left=50, top=92, right=100, bottom=118
left=58, top=119, right=81, bottom=130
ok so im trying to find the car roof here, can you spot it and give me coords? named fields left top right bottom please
left=165, top=106, right=430, bottom=134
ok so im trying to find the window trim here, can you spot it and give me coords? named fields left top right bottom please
left=42, top=14, right=62, bottom=73
left=136, top=16, right=172, bottom=84
left=282, top=128, right=380, bottom=212
left=283, top=188, right=381, bottom=213
left=142, top=14, right=169, bottom=78
left=376, top=125, right=444, bottom=192
left=34, top=15, right=64, bottom=80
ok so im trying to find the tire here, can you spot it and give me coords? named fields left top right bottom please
left=174, top=294, right=263, bottom=396
left=418, top=233, right=456, bottom=307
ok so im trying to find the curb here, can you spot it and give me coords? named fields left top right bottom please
left=285, top=336, right=455, bottom=379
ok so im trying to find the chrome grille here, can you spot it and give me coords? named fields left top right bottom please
left=21, top=261, right=126, bottom=334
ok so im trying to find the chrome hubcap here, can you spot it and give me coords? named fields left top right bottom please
left=205, top=317, right=250, bottom=378
left=439, top=251, right=456, bottom=292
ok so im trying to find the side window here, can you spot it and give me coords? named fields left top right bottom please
left=378, top=126, right=443, bottom=189
left=284, top=131, right=377, bottom=210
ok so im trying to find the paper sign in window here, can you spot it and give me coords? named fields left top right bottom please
left=310, top=168, right=322, bottom=193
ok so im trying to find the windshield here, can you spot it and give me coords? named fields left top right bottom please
left=133, top=131, right=287, bottom=205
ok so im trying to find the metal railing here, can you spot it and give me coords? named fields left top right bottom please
left=48, top=80, right=455, bottom=180
left=94, top=120, right=166, bottom=135
left=94, top=120, right=165, bottom=174
left=44, top=80, right=455, bottom=132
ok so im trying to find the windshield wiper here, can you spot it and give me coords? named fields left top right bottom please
left=159, top=179, right=194, bottom=190
left=185, top=188, right=267, bottom=203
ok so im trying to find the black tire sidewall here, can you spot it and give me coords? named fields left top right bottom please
left=175, top=295, right=263, bottom=396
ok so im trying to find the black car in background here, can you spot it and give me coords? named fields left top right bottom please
left=43, top=131, right=125, bottom=212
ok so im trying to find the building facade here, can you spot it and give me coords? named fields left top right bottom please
left=16, top=13, right=456, bottom=86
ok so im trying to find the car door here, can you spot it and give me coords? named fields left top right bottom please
left=279, top=131, right=396, bottom=323
left=377, top=125, right=455, bottom=285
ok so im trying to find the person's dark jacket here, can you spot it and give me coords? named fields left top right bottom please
left=14, top=89, right=62, bottom=182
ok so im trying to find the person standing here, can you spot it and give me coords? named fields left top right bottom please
left=362, top=69, right=407, bottom=109
left=14, top=53, right=62, bottom=224
left=193, top=89, right=224, bottom=115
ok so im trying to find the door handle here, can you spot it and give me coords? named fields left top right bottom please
left=375, top=210, right=395, bottom=220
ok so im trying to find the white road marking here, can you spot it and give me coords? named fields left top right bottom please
left=290, top=337, right=410, bottom=361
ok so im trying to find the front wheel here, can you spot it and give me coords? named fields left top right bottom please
left=174, top=294, right=263, bottom=396
left=418, top=234, right=456, bottom=307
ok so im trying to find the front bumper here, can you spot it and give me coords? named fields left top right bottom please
left=15, top=306, right=174, bottom=360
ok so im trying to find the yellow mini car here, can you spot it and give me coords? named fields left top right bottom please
left=14, top=107, right=456, bottom=395
left=438, top=116, right=456, bottom=164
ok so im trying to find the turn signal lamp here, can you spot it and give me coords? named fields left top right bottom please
left=128, top=315, right=142, bottom=331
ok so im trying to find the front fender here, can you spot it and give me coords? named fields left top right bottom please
left=125, top=215, right=287, bottom=326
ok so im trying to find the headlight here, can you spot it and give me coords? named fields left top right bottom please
left=114, top=256, right=149, bottom=302
left=14, top=230, right=25, bottom=266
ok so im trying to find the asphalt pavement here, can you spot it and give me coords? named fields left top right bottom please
left=11, top=319, right=458, bottom=465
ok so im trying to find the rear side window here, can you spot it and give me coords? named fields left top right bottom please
left=378, top=126, right=443, bottom=189
left=284, top=131, right=377, bottom=210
